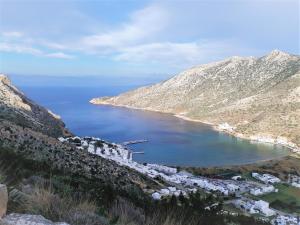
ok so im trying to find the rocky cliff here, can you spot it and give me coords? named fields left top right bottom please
left=0, top=74, right=70, bottom=138
left=91, top=50, right=300, bottom=147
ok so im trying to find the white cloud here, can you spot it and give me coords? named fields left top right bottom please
left=0, top=5, right=260, bottom=68
left=79, top=5, right=169, bottom=51
left=113, top=40, right=257, bottom=68
left=45, top=52, right=75, bottom=59
left=0, top=42, right=42, bottom=55
left=0, top=4, right=266, bottom=71
left=0, top=5, right=170, bottom=57
left=0, top=42, right=74, bottom=60
left=1, top=31, right=24, bottom=38
left=39, top=41, right=68, bottom=50
left=115, top=42, right=201, bottom=64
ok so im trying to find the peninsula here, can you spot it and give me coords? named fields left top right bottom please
left=90, top=50, right=300, bottom=153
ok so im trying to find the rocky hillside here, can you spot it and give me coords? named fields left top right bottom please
left=0, top=119, right=158, bottom=192
left=0, top=74, right=70, bottom=137
left=91, top=50, right=300, bottom=147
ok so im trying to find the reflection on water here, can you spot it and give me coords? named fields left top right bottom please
left=19, top=85, right=289, bottom=167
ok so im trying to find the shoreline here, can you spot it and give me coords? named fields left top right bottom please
left=90, top=99, right=300, bottom=156
left=173, top=114, right=299, bottom=154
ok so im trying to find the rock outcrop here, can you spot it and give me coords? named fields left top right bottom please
left=0, top=184, right=8, bottom=218
left=1, top=213, right=69, bottom=225
left=91, top=50, right=300, bottom=147
left=0, top=74, right=70, bottom=138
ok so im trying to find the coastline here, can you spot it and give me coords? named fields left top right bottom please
left=90, top=99, right=300, bottom=156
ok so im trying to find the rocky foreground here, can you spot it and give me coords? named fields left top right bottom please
left=91, top=50, right=300, bottom=151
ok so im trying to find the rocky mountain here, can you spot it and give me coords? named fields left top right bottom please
left=0, top=74, right=70, bottom=138
left=91, top=50, right=300, bottom=147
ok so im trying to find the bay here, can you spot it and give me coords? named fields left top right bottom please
left=13, top=75, right=289, bottom=167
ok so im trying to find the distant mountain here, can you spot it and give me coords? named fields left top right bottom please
left=91, top=50, right=300, bottom=147
left=0, top=74, right=70, bottom=137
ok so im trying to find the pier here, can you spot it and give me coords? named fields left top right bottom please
left=132, top=151, right=145, bottom=154
left=122, top=139, right=148, bottom=146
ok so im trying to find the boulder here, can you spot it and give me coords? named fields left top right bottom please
left=0, top=184, right=8, bottom=218
left=1, top=213, right=69, bottom=225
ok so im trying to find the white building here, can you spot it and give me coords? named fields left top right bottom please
left=250, top=188, right=263, bottom=196
left=218, top=123, right=235, bottom=132
left=234, top=199, right=275, bottom=217
left=250, top=185, right=276, bottom=196
left=152, top=192, right=161, bottom=200
left=160, top=189, right=170, bottom=196
left=252, top=172, right=281, bottom=184
left=147, top=164, right=177, bottom=174
left=168, top=187, right=176, bottom=192
left=288, top=174, right=300, bottom=188
left=262, top=185, right=276, bottom=193
left=227, top=184, right=239, bottom=192
left=271, top=215, right=300, bottom=225
left=254, top=200, right=275, bottom=217
left=292, top=182, right=300, bottom=188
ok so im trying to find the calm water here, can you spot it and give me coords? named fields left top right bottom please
left=13, top=76, right=289, bottom=167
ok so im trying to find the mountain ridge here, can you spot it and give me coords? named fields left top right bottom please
left=90, top=50, right=300, bottom=150
left=0, top=74, right=71, bottom=137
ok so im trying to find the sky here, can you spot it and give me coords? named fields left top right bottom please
left=0, top=0, right=299, bottom=78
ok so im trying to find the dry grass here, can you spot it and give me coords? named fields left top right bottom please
left=23, top=183, right=108, bottom=225
left=109, top=198, right=199, bottom=225
left=144, top=213, right=198, bottom=225
left=109, top=198, right=145, bottom=225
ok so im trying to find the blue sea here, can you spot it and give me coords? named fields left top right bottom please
left=11, top=75, right=289, bottom=167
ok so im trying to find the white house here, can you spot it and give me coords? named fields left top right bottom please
left=227, top=184, right=239, bottom=192
left=152, top=192, right=161, bottom=200
left=252, top=172, right=281, bottom=184
left=261, top=185, right=275, bottom=193
left=168, top=187, right=177, bottom=192
left=288, top=174, right=300, bottom=188
left=271, top=215, right=300, bottom=225
left=250, top=188, right=263, bottom=196
left=218, top=123, right=235, bottom=132
left=234, top=199, right=275, bottom=217
left=254, top=200, right=275, bottom=217
left=160, top=189, right=170, bottom=196
left=250, top=185, right=276, bottom=196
